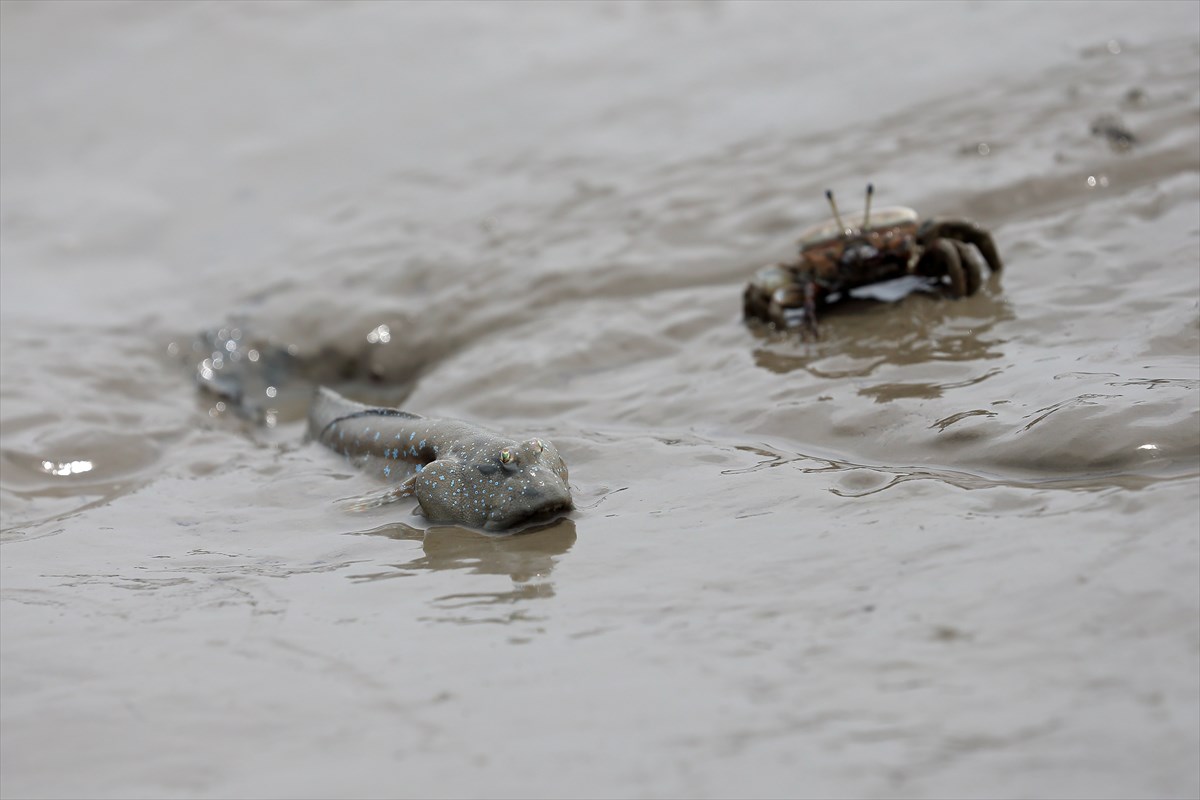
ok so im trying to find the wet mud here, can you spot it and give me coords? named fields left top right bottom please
left=2, top=2, right=1198, bottom=798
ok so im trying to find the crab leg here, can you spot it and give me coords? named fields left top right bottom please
left=918, top=219, right=1003, bottom=273
left=954, top=240, right=987, bottom=296
left=767, top=282, right=821, bottom=335
left=803, top=280, right=820, bottom=338
left=921, top=239, right=968, bottom=298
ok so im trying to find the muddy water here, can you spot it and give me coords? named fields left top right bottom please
left=2, top=2, right=1199, bottom=798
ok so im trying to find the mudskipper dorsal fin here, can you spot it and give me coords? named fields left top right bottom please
left=310, top=386, right=425, bottom=440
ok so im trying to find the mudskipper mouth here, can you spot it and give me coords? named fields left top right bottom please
left=484, top=500, right=574, bottom=533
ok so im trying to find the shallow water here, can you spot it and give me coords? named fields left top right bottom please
left=2, top=2, right=1199, bottom=798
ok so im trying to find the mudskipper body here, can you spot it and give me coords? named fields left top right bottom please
left=309, top=388, right=572, bottom=531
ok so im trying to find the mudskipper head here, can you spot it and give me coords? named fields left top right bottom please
left=415, top=436, right=573, bottom=532
left=485, top=437, right=573, bottom=531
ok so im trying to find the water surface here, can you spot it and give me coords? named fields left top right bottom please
left=2, top=2, right=1198, bottom=798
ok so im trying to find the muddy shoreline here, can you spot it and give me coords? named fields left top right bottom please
left=3, top=3, right=1198, bottom=798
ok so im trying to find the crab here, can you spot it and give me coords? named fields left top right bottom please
left=743, top=185, right=1003, bottom=336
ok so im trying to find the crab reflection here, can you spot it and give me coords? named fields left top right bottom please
left=751, top=278, right=1015, bottom=383
left=345, top=518, right=576, bottom=609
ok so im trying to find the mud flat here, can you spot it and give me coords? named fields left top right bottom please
left=2, top=2, right=1198, bottom=798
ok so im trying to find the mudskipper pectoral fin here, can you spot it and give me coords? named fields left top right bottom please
left=338, top=474, right=418, bottom=513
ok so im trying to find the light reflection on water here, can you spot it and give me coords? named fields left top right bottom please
left=39, top=459, right=94, bottom=476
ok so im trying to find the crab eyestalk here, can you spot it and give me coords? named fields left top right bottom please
left=862, top=183, right=874, bottom=232
left=825, top=189, right=849, bottom=237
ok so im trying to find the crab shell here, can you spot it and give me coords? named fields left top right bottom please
left=794, top=206, right=921, bottom=284
left=743, top=202, right=1002, bottom=335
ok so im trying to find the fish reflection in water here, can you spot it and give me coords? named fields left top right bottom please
left=344, top=518, right=576, bottom=611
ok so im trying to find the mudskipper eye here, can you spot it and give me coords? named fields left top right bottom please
left=500, top=448, right=513, bottom=464
left=531, top=439, right=544, bottom=453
